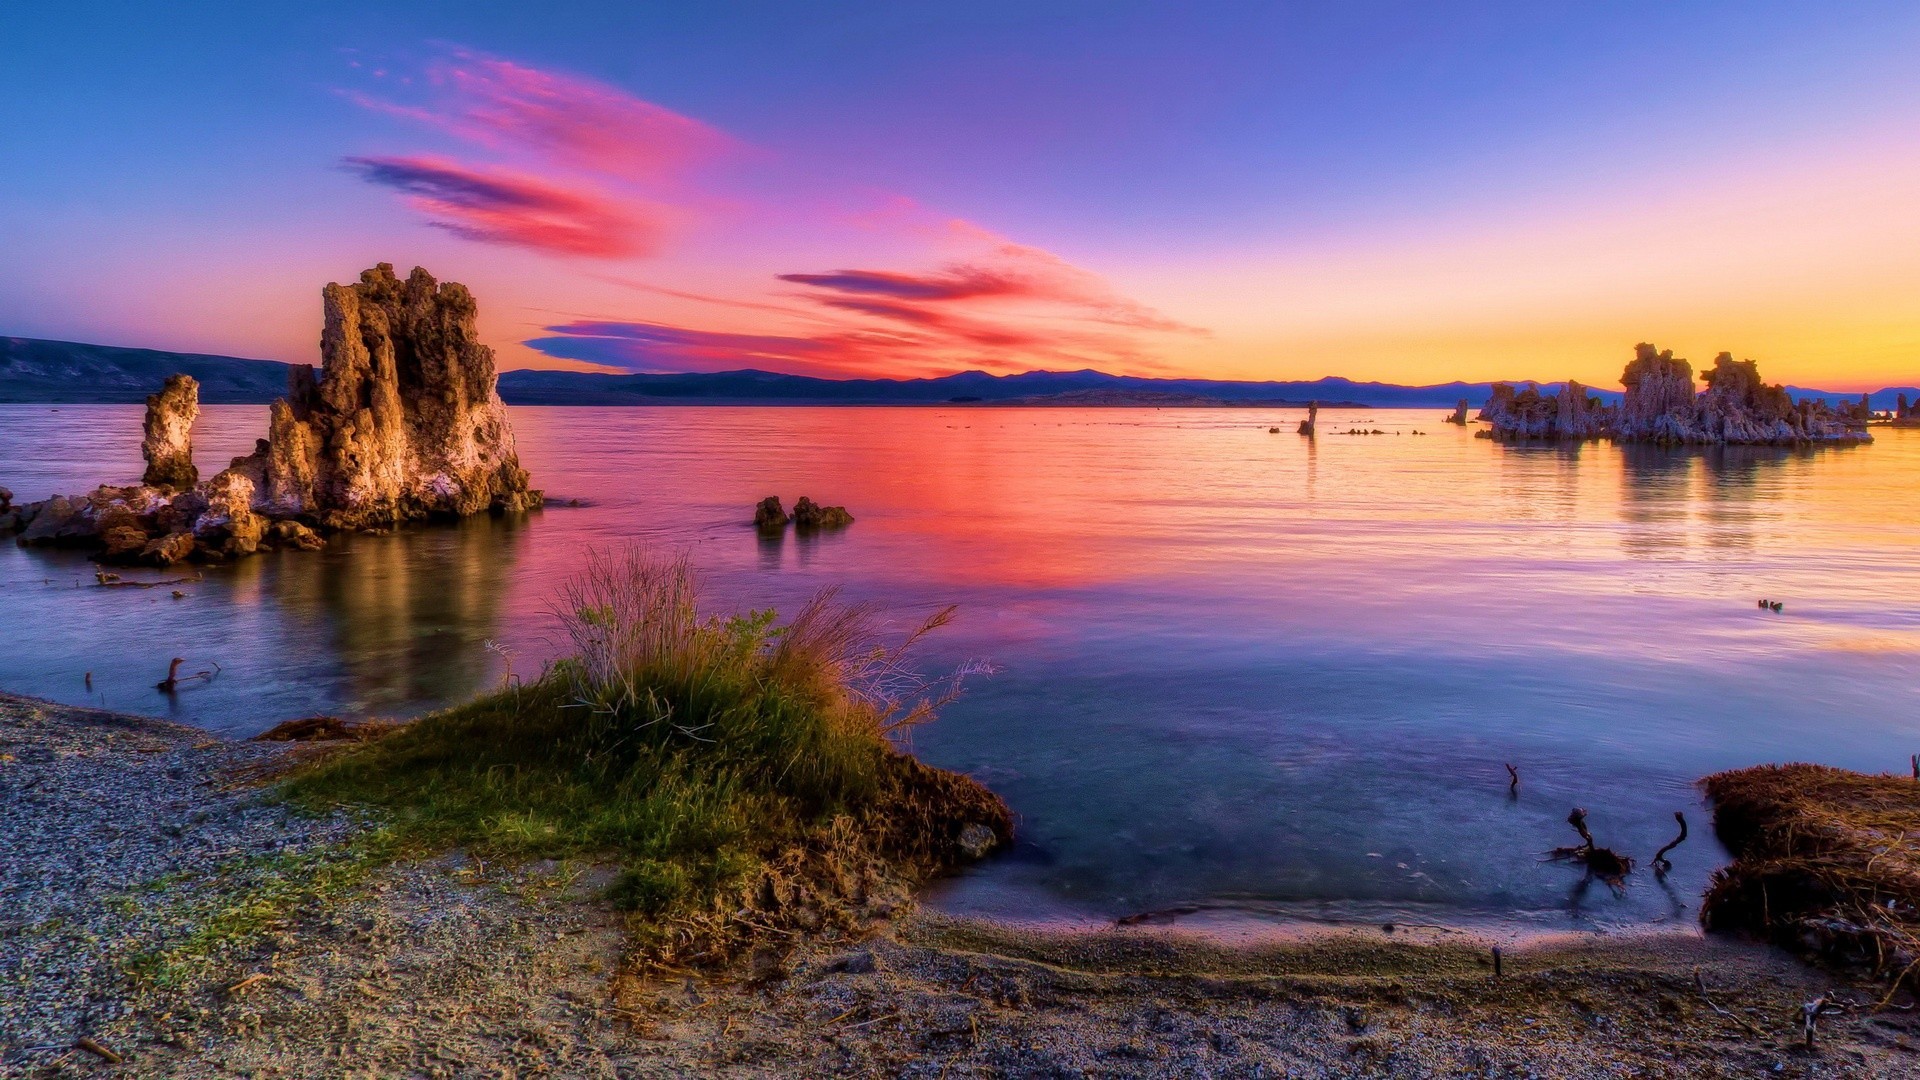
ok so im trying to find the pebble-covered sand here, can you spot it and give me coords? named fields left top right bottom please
left=0, top=694, right=355, bottom=1070
left=4, top=691, right=1919, bottom=1078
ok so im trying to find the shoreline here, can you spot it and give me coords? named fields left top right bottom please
left=6, top=692, right=1918, bottom=1076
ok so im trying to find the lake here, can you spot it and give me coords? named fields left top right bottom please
left=3, top=403, right=1918, bottom=937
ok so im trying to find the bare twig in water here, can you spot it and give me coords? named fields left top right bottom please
left=1505, top=763, right=1519, bottom=792
left=156, top=657, right=220, bottom=693
left=96, top=572, right=200, bottom=589
left=1652, top=811, right=1689, bottom=875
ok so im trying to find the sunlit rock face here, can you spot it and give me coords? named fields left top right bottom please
left=238, top=263, right=539, bottom=528
left=1476, top=381, right=1611, bottom=441
left=5, top=263, right=540, bottom=563
left=1479, top=343, right=1870, bottom=446
left=140, top=374, right=199, bottom=489
left=1614, top=344, right=1697, bottom=443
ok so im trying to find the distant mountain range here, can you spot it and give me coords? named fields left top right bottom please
left=3, top=336, right=1913, bottom=411
left=0, top=337, right=295, bottom=403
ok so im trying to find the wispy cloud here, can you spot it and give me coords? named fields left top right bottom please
left=346, top=47, right=735, bottom=182
left=341, top=47, right=1201, bottom=375
left=343, top=156, right=666, bottom=258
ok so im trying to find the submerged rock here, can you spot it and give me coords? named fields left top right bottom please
left=265, top=519, right=325, bottom=551
left=1479, top=343, right=1869, bottom=446
left=140, top=531, right=197, bottom=567
left=792, top=497, right=853, bottom=530
left=141, top=374, right=199, bottom=489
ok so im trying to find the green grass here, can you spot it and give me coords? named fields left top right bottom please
left=125, top=826, right=398, bottom=989
left=283, top=550, right=1009, bottom=955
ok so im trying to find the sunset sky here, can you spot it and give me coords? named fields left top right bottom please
left=5, top=3, right=1920, bottom=390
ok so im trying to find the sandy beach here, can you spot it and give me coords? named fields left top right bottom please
left=5, top=692, right=1917, bottom=1079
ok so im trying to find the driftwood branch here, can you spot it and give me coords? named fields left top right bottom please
left=1505, top=763, right=1519, bottom=792
left=156, top=657, right=220, bottom=693
left=1548, top=807, right=1633, bottom=881
left=1694, top=970, right=1766, bottom=1037
left=1801, top=995, right=1847, bottom=1049
left=95, top=571, right=201, bottom=589
left=1652, top=811, right=1689, bottom=875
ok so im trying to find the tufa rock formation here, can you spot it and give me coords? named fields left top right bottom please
left=792, top=496, right=854, bottom=530
left=141, top=374, right=199, bottom=489
left=2, top=264, right=539, bottom=565
left=1478, top=344, right=1870, bottom=446
left=1297, top=402, right=1317, bottom=436
left=1444, top=398, right=1469, bottom=425
left=243, top=263, right=539, bottom=528
left=753, top=496, right=790, bottom=530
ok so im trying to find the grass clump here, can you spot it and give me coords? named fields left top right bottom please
left=285, top=549, right=1010, bottom=964
left=1703, top=764, right=1920, bottom=984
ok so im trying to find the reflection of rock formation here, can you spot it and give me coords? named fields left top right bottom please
left=1617, top=443, right=1794, bottom=561
left=4, top=264, right=539, bottom=564
left=262, top=514, right=529, bottom=716
left=1479, top=344, right=1870, bottom=446
left=141, top=374, right=199, bottom=488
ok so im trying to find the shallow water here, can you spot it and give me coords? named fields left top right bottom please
left=3, top=403, right=1918, bottom=935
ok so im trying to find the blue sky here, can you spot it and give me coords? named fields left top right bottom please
left=5, top=2, right=1919, bottom=387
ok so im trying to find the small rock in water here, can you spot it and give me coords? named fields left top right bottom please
left=792, top=496, right=853, bottom=530
left=958, top=822, right=998, bottom=859
left=753, top=496, right=790, bottom=529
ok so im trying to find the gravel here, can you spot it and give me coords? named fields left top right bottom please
left=0, top=693, right=356, bottom=1069
left=5, top=691, right=1917, bottom=1078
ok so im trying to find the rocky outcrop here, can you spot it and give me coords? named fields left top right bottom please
left=754, top=496, right=790, bottom=530
left=1476, top=382, right=1607, bottom=440
left=3, top=264, right=540, bottom=564
left=1297, top=402, right=1317, bottom=436
left=792, top=497, right=853, bottom=530
left=141, top=374, right=199, bottom=489
left=241, top=263, right=538, bottom=528
left=1478, top=344, right=1869, bottom=446
left=1444, top=399, right=1468, bottom=425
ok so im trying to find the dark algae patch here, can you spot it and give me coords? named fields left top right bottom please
left=1704, top=764, right=1920, bottom=982
left=282, top=549, right=1011, bottom=966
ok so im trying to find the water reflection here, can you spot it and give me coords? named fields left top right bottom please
left=264, top=515, right=530, bottom=713
left=4, top=405, right=1919, bottom=934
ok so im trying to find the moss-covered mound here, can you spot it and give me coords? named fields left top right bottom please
left=1703, top=763, right=1920, bottom=978
left=285, top=550, right=1011, bottom=966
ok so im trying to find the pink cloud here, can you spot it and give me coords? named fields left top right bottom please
left=339, top=49, right=1202, bottom=367
left=347, top=47, right=735, bottom=184
left=344, top=156, right=667, bottom=259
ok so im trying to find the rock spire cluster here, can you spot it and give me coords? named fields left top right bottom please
left=1, top=264, right=540, bottom=564
left=1477, top=344, right=1871, bottom=445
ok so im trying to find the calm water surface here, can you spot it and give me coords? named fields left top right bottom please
left=4, top=403, right=1919, bottom=936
